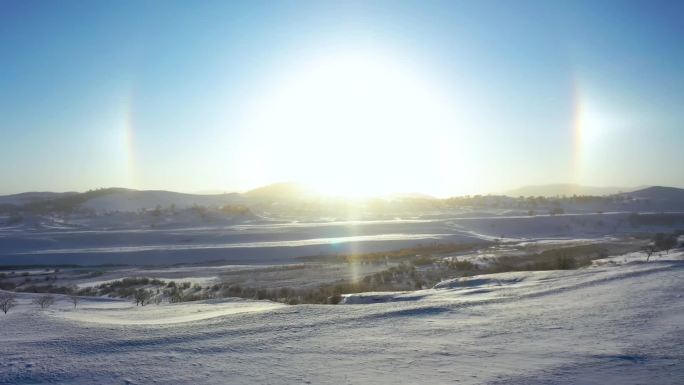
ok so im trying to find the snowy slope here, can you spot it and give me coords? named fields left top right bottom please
left=1, top=253, right=682, bottom=384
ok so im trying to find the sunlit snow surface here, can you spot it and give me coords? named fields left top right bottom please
left=1, top=251, right=683, bottom=384
left=54, top=298, right=284, bottom=325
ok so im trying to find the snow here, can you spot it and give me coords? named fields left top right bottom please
left=1, top=252, right=682, bottom=384
left=52, top=298, right=285, bottom=326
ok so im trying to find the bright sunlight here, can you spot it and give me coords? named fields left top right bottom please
left=233, top=48, right=468, bottom=197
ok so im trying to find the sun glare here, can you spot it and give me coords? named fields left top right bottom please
left=232, top=49, right=464, bottom=198
left=573, top=86, right=629, bottom=183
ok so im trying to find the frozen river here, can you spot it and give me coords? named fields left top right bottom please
left=0, top=212, right=657, bottom=265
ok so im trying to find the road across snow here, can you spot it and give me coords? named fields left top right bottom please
left=1, top=253, right=683, bottom=384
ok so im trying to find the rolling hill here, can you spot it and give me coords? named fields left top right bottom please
left=618, top=186, right=684, bottom=202
left=504, top=184, right=635, bottom=197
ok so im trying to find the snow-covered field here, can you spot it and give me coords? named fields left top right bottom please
left=1, top=251, right=683, bottom=384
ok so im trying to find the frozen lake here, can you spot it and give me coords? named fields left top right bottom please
left=0, top=212, right=672, bottom=265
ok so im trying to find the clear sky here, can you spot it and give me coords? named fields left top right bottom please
left=1, top=0, right=683, bottom=197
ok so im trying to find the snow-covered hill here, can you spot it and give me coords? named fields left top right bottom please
left=80, top=190, right=245, bottom=213
left=618, top=185, right=684, bottom=202
left=0, top=191, right=78, bottom=206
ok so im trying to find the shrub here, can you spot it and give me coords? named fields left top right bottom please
left=654, top=233, right=677, bottom=254
left=328, top=293, right=342, bottom=304
left=411, top=256, right=435, bottom=266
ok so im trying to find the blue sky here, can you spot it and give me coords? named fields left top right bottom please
left=1, top=0, right=683, bottom=196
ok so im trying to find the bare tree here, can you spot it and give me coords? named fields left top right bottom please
left=654, top=233, right=677, bottom=254
left=33, top=294, right=55, bottom=310
left=69, top=295, right=80, bottom=309
left=0, top=292, right=17, bottom=314
left=134, top=289, right=152, bottom=306
left=642, top=245, right=657, bottom=262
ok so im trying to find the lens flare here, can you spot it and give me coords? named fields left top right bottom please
left=122, top=93, right=138, bottom=189
left=571, top=78, right=584, bottom=183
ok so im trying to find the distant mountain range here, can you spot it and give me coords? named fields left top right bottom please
left=1, top=183, right=684, bottom=213
left=242, top=182, right=437, bottom=201
left=0, top=188, right=244, bottom=213
left=503, top=184, right=640, bottom=197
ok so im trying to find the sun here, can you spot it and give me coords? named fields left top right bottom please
left=232, top=48, right=464, bottom=198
